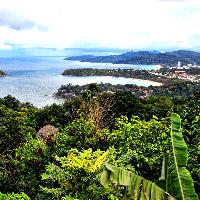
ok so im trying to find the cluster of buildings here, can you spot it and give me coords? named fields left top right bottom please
left=151, top=62, right=200, bottom=83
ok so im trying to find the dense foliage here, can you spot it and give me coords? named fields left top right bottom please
left=55, top=82, right=200, bottom=101
left=101, top=114, right=199, bottom=199
left=0, top=86, right=199, bottom=199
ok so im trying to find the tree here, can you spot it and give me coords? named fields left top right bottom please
left=40, top=149, right=111, bottom=200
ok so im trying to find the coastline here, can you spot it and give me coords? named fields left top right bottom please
left=59, top=74, right=163, bottom=86
left=61, top=68, right=170, bottom=85
left=131, top=78, right=163, bottom=86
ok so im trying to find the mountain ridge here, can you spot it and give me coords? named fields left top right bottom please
left=65, top=50, right=200, bottom=66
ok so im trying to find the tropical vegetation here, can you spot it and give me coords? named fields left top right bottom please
left=55, top=82, right=200, bottom=100
left=0, top=86, right=199, bottom=199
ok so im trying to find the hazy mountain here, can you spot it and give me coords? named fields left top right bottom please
left=65, top=50, right=200, bottom=65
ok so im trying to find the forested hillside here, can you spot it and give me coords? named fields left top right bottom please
left=0, top=87, right=199, bottom=199
left=55, top=82, right=200, bottom=100
left=65, top=50, right=200, bottom=65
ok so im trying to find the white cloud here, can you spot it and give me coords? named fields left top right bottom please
left=0, top=0, right=200, bottom=50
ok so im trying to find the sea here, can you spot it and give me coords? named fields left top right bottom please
left=0, top=51, right=161, bottom=108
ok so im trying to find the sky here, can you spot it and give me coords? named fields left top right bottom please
left=0, top=0, right=200, bottom=51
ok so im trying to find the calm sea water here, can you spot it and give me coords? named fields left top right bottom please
left=0, top=55, right=160, bottom=108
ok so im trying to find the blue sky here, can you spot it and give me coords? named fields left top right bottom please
left=0, top=0, right=200, bottom=51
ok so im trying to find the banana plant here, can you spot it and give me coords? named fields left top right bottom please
left=165, top=113, right=198, bottom=200
left=101, top=113, right=198, bottom=200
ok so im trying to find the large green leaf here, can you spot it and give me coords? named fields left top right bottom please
left=169, top=113, right=198, bottom=200
left=101, top=163, right=175, bottom=200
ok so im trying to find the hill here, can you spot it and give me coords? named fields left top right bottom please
left=65, top=50, right=200, bottom=66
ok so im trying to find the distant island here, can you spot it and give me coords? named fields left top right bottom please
left=0, top=70, right=6, bottom=77
left=65, top=50, right=200, bottom=66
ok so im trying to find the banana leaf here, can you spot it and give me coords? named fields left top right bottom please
left=168, top=113, right=198, bottom=200
left=101, top=163, right=175, bottom=200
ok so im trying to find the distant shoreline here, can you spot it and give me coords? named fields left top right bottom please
left=60, top=74, right=163, bottom=86
left=61, top=68, right=173, bottom=85
left=64, top=50, right=200, bottom=66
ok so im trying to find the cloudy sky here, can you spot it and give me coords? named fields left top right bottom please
left=0, top=0, right=200, bottom=51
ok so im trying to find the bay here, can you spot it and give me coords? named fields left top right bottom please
left=0, top=56, right=161, bottom=108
